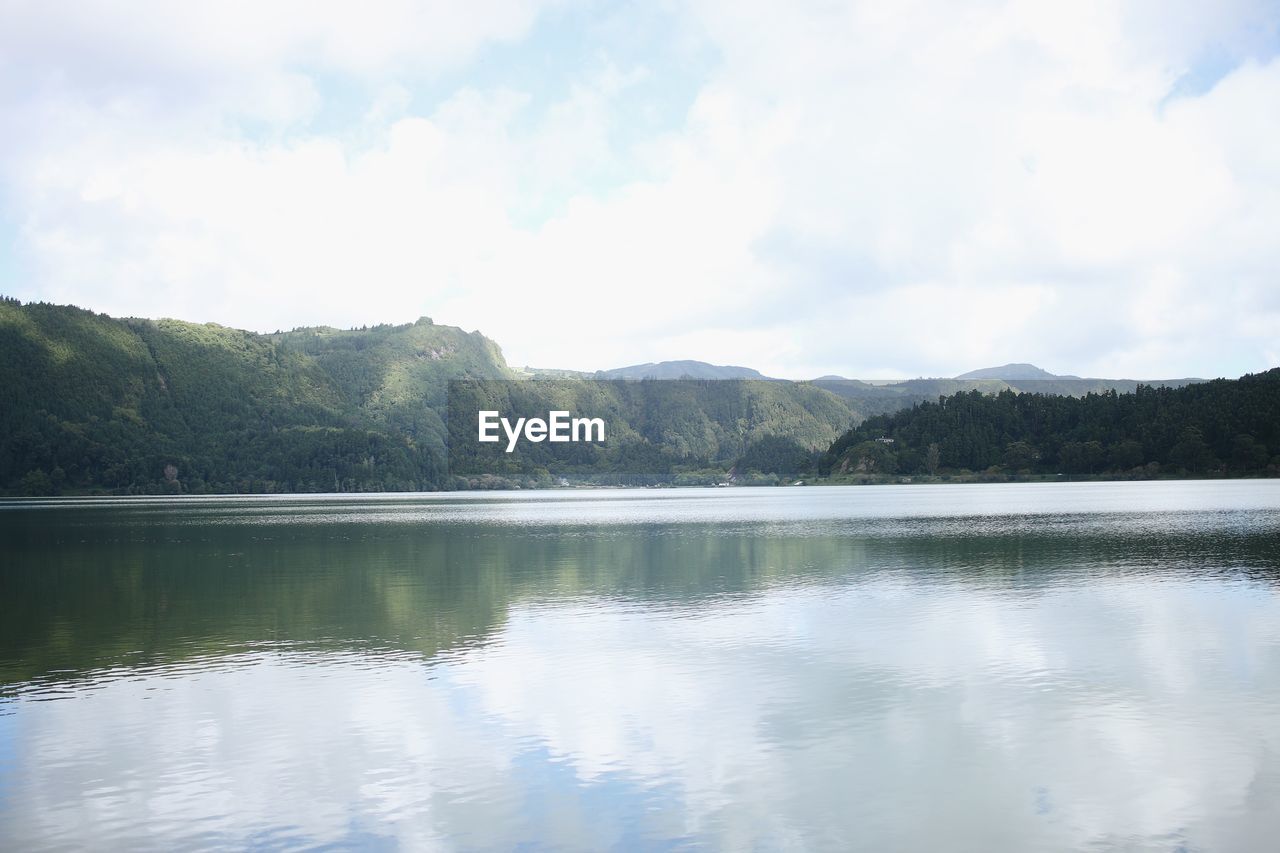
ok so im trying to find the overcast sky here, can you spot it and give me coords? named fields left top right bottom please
left=1, top=1, right=1278, bottom=378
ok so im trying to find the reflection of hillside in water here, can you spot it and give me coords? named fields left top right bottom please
left=3, top=493, right=1278, bottom=690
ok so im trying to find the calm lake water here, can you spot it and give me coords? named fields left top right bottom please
left=2, top=481, right=1279, bottom=851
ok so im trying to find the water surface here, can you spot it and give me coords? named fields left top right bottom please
left=2, top=481, right=1279, bottom=850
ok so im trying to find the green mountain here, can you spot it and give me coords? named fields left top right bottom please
left=0, top=301, right=513, bottom=494
left=4, top=298, right=1259, bottom=494
left=447, top=377, right=854, bottom=487
left=820, top=372, right=1280, bottom=480
left=812, top=374, right=1203, bottom=419
left=0, top=300, right=854, bottom=494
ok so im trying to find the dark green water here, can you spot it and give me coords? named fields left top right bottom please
left=2, top=481, right=1279, bottom=850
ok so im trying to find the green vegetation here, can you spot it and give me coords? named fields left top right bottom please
left=3, top=298, right=1273, bottom=494
left=447, top=379, right=850, bottom=487
left=1, top=300, right=509, bottom=494
left=812, top=375, right=1200, bottom=418
left=0, top=300, right=855, bottom=494
left=820, top=371, right=1280, bottom=481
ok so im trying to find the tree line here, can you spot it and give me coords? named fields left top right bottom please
left=818, top=369, right=1280, bottom=479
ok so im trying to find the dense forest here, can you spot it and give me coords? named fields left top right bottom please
left=0, top=299, right=853, bottom=494
left=3, top=298, right=1275, bottom=494
left=446, top=378, right=851, bottom=486
left=0, top=299, right=511, bottom=495
left=819, top=370, right=1280, bottom=480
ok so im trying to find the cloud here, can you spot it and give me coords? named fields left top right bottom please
left=1, top=0, right=1278, bottom=377
left=0, top=0, right=557, bottom=84
left=5, top=573, right=1280, bottom=849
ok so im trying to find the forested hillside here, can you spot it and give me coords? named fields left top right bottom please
left=813, top=375, right=1201, bottom=418
left=820, top=371, right=1280, bottom=479
left=5, top=299, right=1271, bottom=494
left=0, top=301, right=510, bottom=494
left=447, top=378, right=853, bottom=486
left=0, top=300, right=855, bottom=494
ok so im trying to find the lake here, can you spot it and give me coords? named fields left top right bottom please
left=2, top=481, right=1279, bottom=850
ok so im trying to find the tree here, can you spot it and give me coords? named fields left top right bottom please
left=925, top=442, right=941, bottom=476
left=837, top=441, right=897, bottom=475
left=821, top=368, right=1279, bottom=480
left=1081, top=440, right=1105, bottom=473
left=736, top=435, right=814, bottom=477
left=1003, top=440, right=1038, bottom=471
left=1170, top=427, right=1213, bottom=473
left=1059, top=442, right=1085, bottom=474
left=1231, top=434, right=1268, bottom=471
left=18, top=469, right=54, bottom=495
left=1108, top=439, right=1143, bottom=470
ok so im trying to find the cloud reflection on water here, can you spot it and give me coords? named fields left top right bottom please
left=4, top=572, right=1280, bottom=849
left=2, top=483, right=1280, bottom=849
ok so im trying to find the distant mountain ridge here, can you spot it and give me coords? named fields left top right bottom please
left=602, top=363, right=1208, bottom=422
left=0, top=298, right=1222, bottom=495
left=822, top=368, right=1280, bottom=479
left=595, top=360, right=771, bottom=380
left=0, top=301, right=851, bottom=494
left=955, top=363, right=1075, bottom=380
left=580, top=361, right=1193, bottom=386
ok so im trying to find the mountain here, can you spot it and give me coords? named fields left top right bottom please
left=955, top=363, right=1070, bottom=380
left=596, top=360, right=771, bottom=380
left=0, top=300, right=854, bottom=494
left=813, top=373, right=1204, bottom=418
left=822, top=372, right=1280, bottom=479
left=0, top=298, right=1234, bottom=495
left=0, top=301, right=513, bottom=495
left=447, top=377, right=855, bottom=486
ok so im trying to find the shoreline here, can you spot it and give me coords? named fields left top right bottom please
left=4, top=472, right=1277, bottom=500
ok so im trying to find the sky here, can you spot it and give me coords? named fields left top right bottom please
left=1, top=0, right=1278, bottom=379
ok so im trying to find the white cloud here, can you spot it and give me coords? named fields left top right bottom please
left=7, top=571, right=1280, bottom=849
left=1, top=0, right=1278, bottom=377
left=0, top=0, right=557, bottom=82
